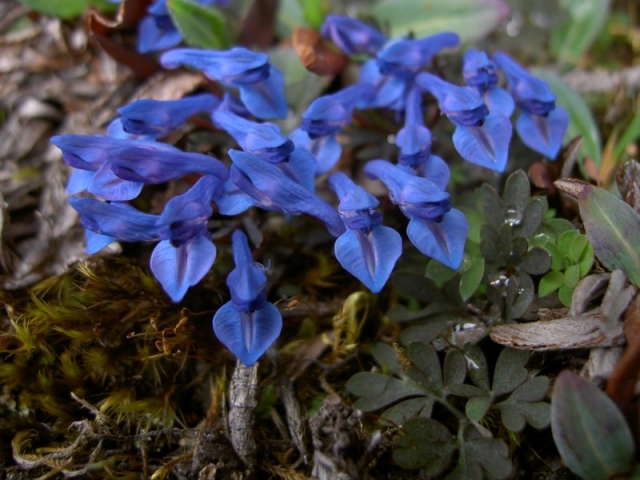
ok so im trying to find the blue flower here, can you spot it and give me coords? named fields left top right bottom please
left=212, top=230, right=282, bottom=366
left=416, top=72, right=512, bottom=172
left=70, top=175, right=221, bottom=302
left=118, top=93, right=220, bottom=138
left=463, top=48, right=514, bottom=117
left=493, top=52, right=568, bottom=159
left=297, top=83, right=374, bottom=173
left=377, top=33, right=460, bottom=77
left=364, top=160, right=467, bottom=269
left=396, top=86, right=432, bottom=169
left=357, top=32, right=459, bottom=110
left=160, top=47, right=287, bottom=119
left=328, top=172, right=402, bottom=293
left=228, top=149, right=345, bottom=237
left=52, top=134, right=228, bottom=198
left=52, top=134, right=144, bottom=201
left=212, top=96, right=294, bottom=163
left=137, top=0, right=227, bottom=53
left=320, top=15, right=387, bottom=55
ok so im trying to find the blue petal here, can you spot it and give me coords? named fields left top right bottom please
left=229, top=150, right=345, bottom=237
left=238, top=65, right=288, bottom=119
left=291, top=129, right=341, bottom=175
left=51, top=134, right=119, bottom=169
left=334, top=226, right=402, bottom=293
left=215, top=178, right=259, bottom=215
left=88, top=161, right=144, bottom=201
left=66, top=168, right=94, bottom=195
left=161, top=47, right=270, bottom=85
left=109, top=142, right=228, bottom=184
left=212, top=301, right=282, bottom=366
left=212, top=102, right=292, bottom=161
left=406, top=208, right=468, bottom=270
left=422, top=155, right=450, bottom=190
left=320, top=15, right=387, bottom=55
left=281, top=148, right=317, bottom=191
left=416, top=73, right=488, bottom=126
left=377, top=32, right=459, bottom=76
left=452, top=113, right=512, bottom=172
left=85, top=229, right=117, bottom=254
left=484, top=87, right=515, bottom=117
left=301, top=83, right=373, bottom=137
left=118, top=94, right=220, bottom=138
left=364, top=159, right=448, bottom=206
left=107, top=118, right=157, bottom=141
left=329, top=171, right=379, bottom=211
left=157, top=175, right=218, bottom=243
left=516, top=107, right=568, bottom=159
left=227, top=230, right=267, bottom=311
left=358, top=59, right=409, bottom=109
left=462, top=48, right=499, bottom=92
left=69, top=197, right=162, bottom=241
left=150, top=236, right=216, bottom=302
left=137, top=15, right=182, bottom=54
left=493, top=52, right=556, bottom=115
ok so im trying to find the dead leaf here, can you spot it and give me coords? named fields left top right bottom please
left=88, top=0, right=160, bottom=78
left=616, top=159, right=640, bottom=215
left=292, top=28, right=348, bottom=77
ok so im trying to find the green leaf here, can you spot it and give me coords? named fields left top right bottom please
left=393, top=417, right=455, bottom=473
left=614, top=109, right=640, bottom=160
left=534, top=70, right=602, bottom=172
left=550, top=0, right=611, bottom=65
left=551, top=370, right=635, bottom=480
left=443, top=349, right=466, bottom=386
left=19, top=0, right=89, bottom=18
left=564, top=264, right=581, bottom=289
left=371, top=0, right=509, bottom=44
left=478, top=184, right=505, bottom=229
left=446, top=424, right=513, bottom=480
left=502, top=170, right=530, bottom=216
left=167, top=0, right=230, bottom=49
left=578, top=185, right=640, bottom=286
left=464, top=345, right=490, bottom=390
left=382, top=397, right=435, bottom=426
left=371, top=342, right=404, bottom=376
left=514, top=199, right=545, bottom=238
left=347, top=372, right=426, bottom=412
left=519, top=247, right=552, bottom=276
left=558, top=284, right=575, bottom=307
left=492, top=348, right=529, bottom=396
left=459, top=256, right=484, bottom=301
left=459, top=207, right=484, bottom=244
left=558, top=229, right=580, bottom=255
left=466, top=396, right=492, bottom=422
left=297, top=0, right=326, bottom=29
left=426, top=259, right=457, bottom=283
left=539, top=271, right=564, bottom=297
left=496, top=376, right=550, bottom=432
left=577, top=242, right=594, bottom=276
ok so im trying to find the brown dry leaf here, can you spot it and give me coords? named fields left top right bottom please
left=0, top=0, right=147, bottom=289
left=292, top=28, right=348, bottom=77
left=88, top=0, right=160, bottom=78
left=616, top=159, right=640, bottom=215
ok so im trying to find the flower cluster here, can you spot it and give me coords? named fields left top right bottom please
left=52, top=13, right=568, bottom=365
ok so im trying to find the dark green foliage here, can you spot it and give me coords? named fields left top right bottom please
left=346, top=341, right=549, bottom=477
